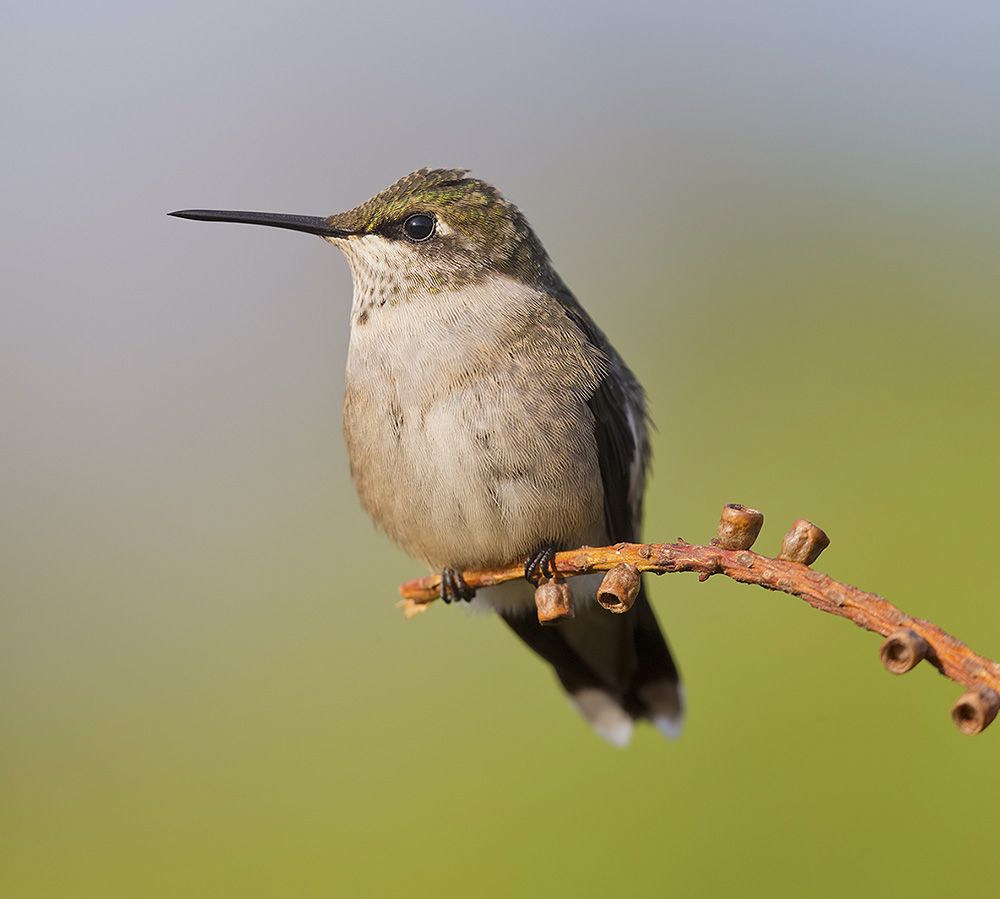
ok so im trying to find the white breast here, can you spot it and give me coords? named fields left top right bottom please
left=341, top=272, right=609, bottom=571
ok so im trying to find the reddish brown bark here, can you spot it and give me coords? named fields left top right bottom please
left=398, top=505, right=1000, bottom=733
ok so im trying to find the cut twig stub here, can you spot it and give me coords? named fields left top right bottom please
left=535, top=580, right=574, bottom=625
left=714, top=503, right=764, bottom=550
left=597, top=563, right=641, bottom=613
left=951, top=687, right=1000, bottom=735
left=778, top=519, right=830, bottom=565
left=879, top=628, right=929, bottom=675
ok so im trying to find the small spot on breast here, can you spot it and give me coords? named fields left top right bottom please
left=389, top=397, right=405, bottom=440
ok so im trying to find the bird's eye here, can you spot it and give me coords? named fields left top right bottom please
left=402, top=213, right=435, bottom=242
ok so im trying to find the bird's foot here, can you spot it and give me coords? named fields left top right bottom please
left=440, top=568, right=476, bottom=604
left=525, top=542, right=559, bottom=586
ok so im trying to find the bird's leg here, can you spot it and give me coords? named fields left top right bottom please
left=525, top=542, right=559, bottom=586
left=440, top=568, right=476, bottom=604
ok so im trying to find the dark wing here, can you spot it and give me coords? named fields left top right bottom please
left=498, top=287, right=683, bottom=744
left=550, top=288, right=648, bottom=542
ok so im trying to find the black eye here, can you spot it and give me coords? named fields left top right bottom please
left=402, top=213, right=435, bottom=242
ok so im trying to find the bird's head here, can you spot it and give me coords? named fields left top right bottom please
left=170, top=169, right=558, bottom=317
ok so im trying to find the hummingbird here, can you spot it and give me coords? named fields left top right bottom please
left=170, top=169, right=682, bottom=745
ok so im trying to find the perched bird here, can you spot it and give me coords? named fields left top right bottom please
left=170, top=169, right=682, bottom=745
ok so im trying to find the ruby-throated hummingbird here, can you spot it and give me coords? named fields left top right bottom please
left=170, top=169, right=683, bottom=745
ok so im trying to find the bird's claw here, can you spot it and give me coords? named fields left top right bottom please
left=440, top=568, right=476, bottom=604
left=525, top=543, right=558, bottom=586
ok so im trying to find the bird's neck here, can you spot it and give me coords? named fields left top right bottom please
left=344, top=272, right=554, bottom=386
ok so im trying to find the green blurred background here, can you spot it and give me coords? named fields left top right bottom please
left=3, top=2, right=999, bottom=896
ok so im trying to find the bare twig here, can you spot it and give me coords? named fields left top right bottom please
left=398, top=504, right=1000, bottom=734
left=596, top=563, right=642, bottom=614
left=880, top=629, right=929, bottom=675
left=534, top=580, right=574, bottom=625
left=713, top=503, right=764, bottom=551
left=952, top=689, right=1000, bottom=735
left=778, top=518, right=831, bottom=565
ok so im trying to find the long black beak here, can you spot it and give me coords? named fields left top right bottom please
left=168, top=209, right=350, bottom=238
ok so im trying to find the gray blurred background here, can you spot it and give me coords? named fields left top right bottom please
left=3, top=2, right=999, bottom=896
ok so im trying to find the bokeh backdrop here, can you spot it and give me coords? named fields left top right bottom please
left=3, top=2, right=999, bottom=896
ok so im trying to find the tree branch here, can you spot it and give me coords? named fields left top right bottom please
left=398, top=504, right=1000, bottom=735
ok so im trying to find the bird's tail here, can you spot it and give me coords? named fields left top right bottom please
left=501, top=582, right=683, bottom=746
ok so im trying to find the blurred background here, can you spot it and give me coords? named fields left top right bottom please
left=3, top=2, right=999, bottom=896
